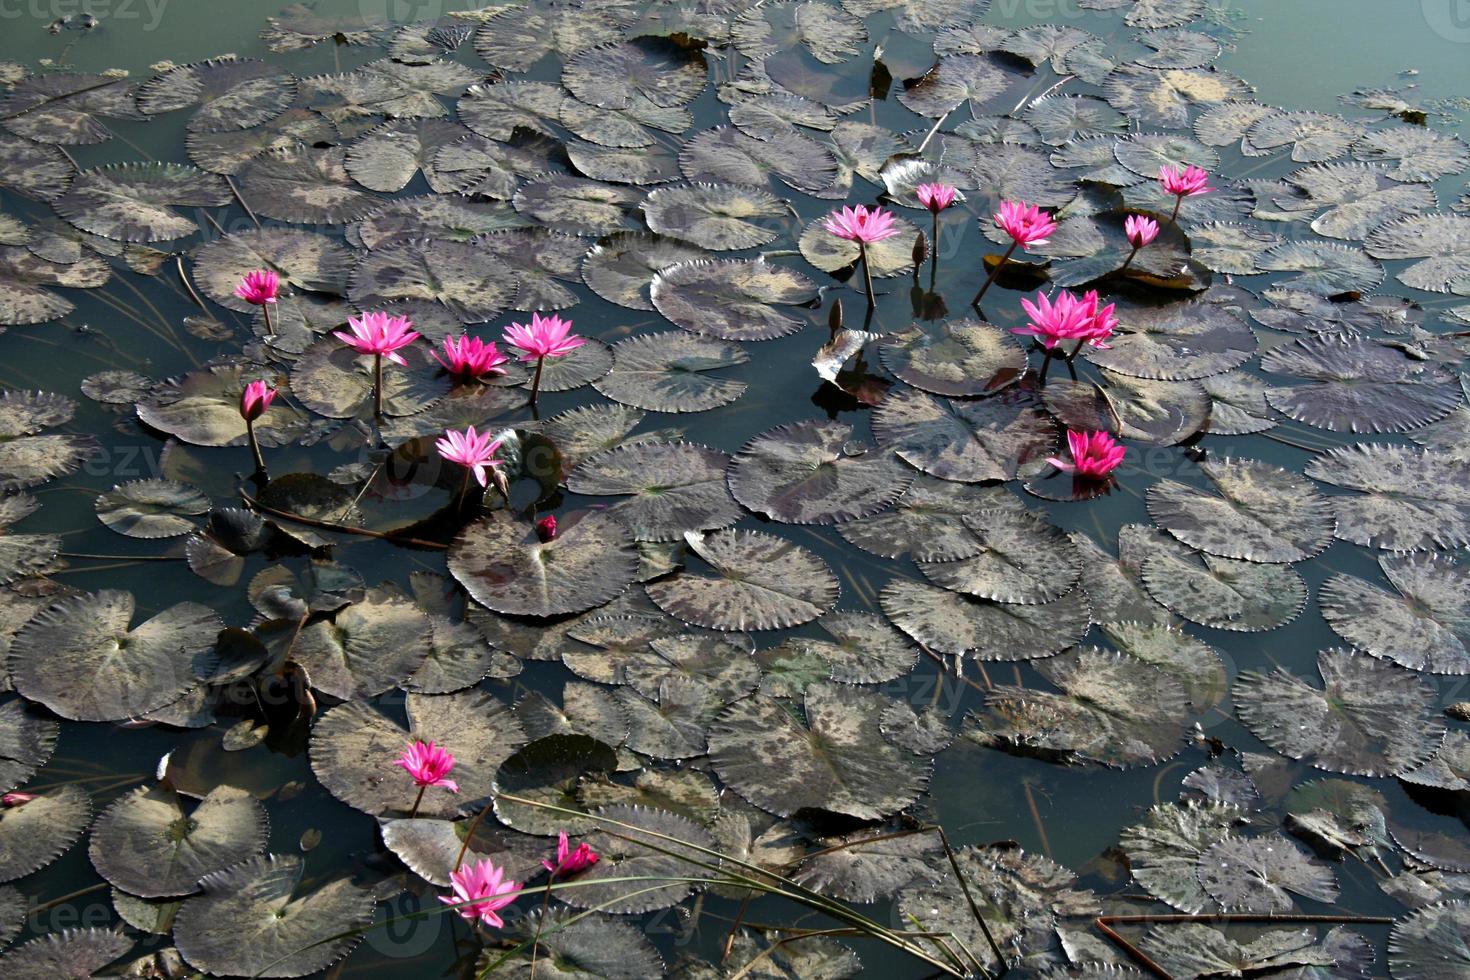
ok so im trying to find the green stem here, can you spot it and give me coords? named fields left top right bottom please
left=245, top=418, right=266, bottom=476
left=972, top=240, right=1018, bottom=307
left=408, top=784, right=426, bottom=820
left=1169, top=195, right=1182, bottom=224
left=529, top=355, right=546, bottom=405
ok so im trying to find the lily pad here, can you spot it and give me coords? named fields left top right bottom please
left=581, top=232, right=708, bottom=311
left=94, top=480, right=208, bottom=539
left=1305, top=444, right=1470, bottom=551
left=881, top=579, right=1091, bottom=661
left=1261, top=335, right=1461, bottom=433
left=728, top=420, right=912, bottom=525
left=1088, top=301, right=1257, bottom=381
left=1197, top=834, right=1339, bottom=912
left=877, top=319, right=1027, bottom=397
left=838, top=475, right=1022, bottom=560
left=918, top=508, right=1082, bottom=604
left=872, top=384, right=1057, bottom=483
left=138, top=57, right=295, bottom=133
left=593, top=330, right=748, bottom=412
left=652, top=258, right=817, bottom=341
left=1320, top=553, right=1470, bottom=674
left=0, top=784, right=90, bottom=883
left=54, top=164, right=228, bottom=243
left=647, top=529, right=838, bottom=631
left=1147, top=457, right=1334, bottom=562
left=643, top=183, right=788, bottom=251
left=568, top=442, right=740, bottom=542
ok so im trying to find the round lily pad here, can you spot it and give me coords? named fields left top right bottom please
left=643, top=182, right=788, bottom=251
left=1147, top=457, right=1334, bottom=563
left=1261, top=335, right=1462, bottom=434
left=651, top=258, right=817, bottom=341
left=593, top=331, right=748, bottom=413
left=881, top=579, right=1091, bottom=661
left=873, top=384, right=1056, bottom=484
left=917, top=508, right=1082, bottom=604
left=647, top=529, right=838, bottom=631
left=94, top=480, right=209, bottom=539
left=581, top=232, right=708, bottom=311
left=1306, top=444, right=1470, bottom=552
left=877, top=319, right=1027, bottom=397
left=728, top=419, right=911, bottom=525
left=0, top=784, right=90, bottom=883
left=1319, top=553, right=1470, bottom=674
left=838, top=475, right=1022, bottom=561
left=567, top=441, right=742, bottom=541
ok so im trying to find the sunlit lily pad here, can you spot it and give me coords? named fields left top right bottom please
left=1197, top=834, right=1339, bottom=912
left=138, top=57, right=295, bottom=133
left=349, top=238, right=515, bottom=323
left=0, top=928, right=131, bottom=979
left=53, top=163, right=227, bottom=243
left=1147, top=457, right=1334, bottom=562
left=1320, top=553, right=1470, bottom=674
left=1141, top=535, right=1307, bottom=632
left=292, top=587, right=432, bottom=700
left=647, top=529, right=838, bottom=631
left=679, top=125, right=838, bottom=195
left=1389, top=900, right=1470, bottom=980
left=563, top=38, right=708, bottom=110
left=798, top=213, right=920, bottom=278
left=651, top=258, right=817, bottom=341
left=873, top=384, right=1056, bottom=484
left=1305, top=444, right=1470, bottom=551
left=877, top=319, right=1027, bottom=397
left=1087, top=301, right=1256, bottom=381
left=567, top=442, right=741, bottom=541
left=292, top=338, right=449, bottom=420
left=94, top=480, right=208, bottom=539
left=10, top=590, right=219, bottom=722
left=1041, top=372, right=1209, bottom=446
left=643, top=183, right=787, bottom=251
left=710, top=683, right=929, bottom=819
left=192, top=228, right=354, bottom=313
left=559, top=804, right=715, bottom=914
left=1120, top=801, right=1243, bottom=913
left=1258, top=240, right=1384, bottom=295
left=1354, top=125, right=1470, bottom=182
left=1234, top=648, right=1444, bottom=777
left=582, top=232, right=708, bottom=311
left=1261, top=335, right=1461, bottom=433
left=513, top=175, right=639, bottom=235
left=1244, top=110, right=1361, bottom=162
left=593, top=331, right=748, bottom=412
left=310, top=690, right=525, bottom=818
left=174, top=854, right=374, bottom=979
left=89, top=784, right=266, bottom=898
left=237, top=147, right=379, bottom=224
left=881, top=579, right=1090, bottom=661
left=451, top=511, right=637, bottom=618
left=728, top=419, right=911, bottom=525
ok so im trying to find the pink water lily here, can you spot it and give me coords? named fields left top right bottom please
left=433, top=334, right=509, bottom=381
left=504, top=312, right=584, bottom=405
left=915, top=182, right=957, bottom=214
left=436, top=426, right=504, bottom=488
left=335, top=311, right=420, bottom=420
left=535, top=514, right=557, bottom=543
left=1011, top=290, right=1098, bottom=350
left=1048, top=430, right=1126, bottom=480
left=994, top=200, right=1056, bottom=249
left=1124, top=215, right=1159, bottom=249
left=235, top=269, right=278, bottom=305
left=974, top=200, right=1058, bottom=306
left=822, top=204, right=899, bottom=244
left=441, top=858, right=522, bottom=929
left=543, top=830, right=599, bottom=877
left=395, top=739, right=459, bottom=792
left=1, top=792, right=35, bottom=807
left=1159, top=164, right=1211, bottom=223
left=335, top=311, right=420, bottom=365
left=1074, top=289, right=1118, bottom=352
left=239, top=380, right=276, bottom=422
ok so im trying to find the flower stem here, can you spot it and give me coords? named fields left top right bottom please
left=1068, top=339, right=1086, bottom=362
left=858, top=241, right=876, bottom=309
left=245, top=418, right=267, bottom=476
left=373, top=353, right=384, bottom=421
left=529, top=355, right=546, bottom=405
left=1038, top=347, right=1055, bottom=385
left=1168, top=195, right=1182, bottom=224
left=1119, top=244, right=1139, bottom=273
left=972, top=240, right=1018, bottom=307
left=409, top=784, right=426, bottom=819
left=261, top=302, right=275, bottom=337
left=930, top=211, right=940, bottom=281
left=456, top=465, right=472, bottom=515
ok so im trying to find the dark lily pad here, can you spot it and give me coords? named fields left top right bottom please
left=872, top=384, right=1057, bottom=483
left=838, top=475, right=1022, bottom=560
left=1197, top=834, right=1339, bottom=912
left=1120, top=802, right=1247, bottom=912
left=513, top=175, right=640, bottom=236
left=559, top=804, right=715, bottom=914
left=450, top=511, right=638, bottom=619
left=1042, top=372, right=1210, bottom=446
left=0, top=73, right=143, bottom=145
left=0, top=784, right=89, bottom=883
left=237, top=147, right=379, bottom=225
left=652, top=258, right=817, bottom=341
left=647, top=529, right=838, bottom=631
left=1305, top=444, right=1470, bottom=552
left=174, top=854, right=374, bottom=979
left=350, top=238, right=516, bottom=323
left=344, top=118, right=468, bottom=194
left=310, top=690, right=526, bottom=818
left=1147, top=457, right=1334, bottom=563
left=1388, top=900, right=1470, bottom=980
left=1033, top=210, right=1191, bottom=287
left=593, top=330, right=748, bottom=413
left=568, top=442, right=741, bottom=542
left=877, top=319, right=1027, bottom=397
left=918, top=508, right=1081, bottom=604
left=353, top=194, right=526, bottom=251
left=643, top=183, right=787, bottom=251
left=500, top=909, right=665, bottom=978
left=192, top=228, right=354, bottom=313
left=186, top=108, right=339, bottom=176
left=1141, top=534, right=1307, bottom=632
left=89, top=784, right=267, bottom=898
left=10, top=590, right=219, bottom=722
left=728, top=419, right=911, bottom=525
left=1320, top=553, right=1470, bottom=674
left=0, top=928, right=131, bottom=979
left=138, top=57, right=295, bottom=133
left=679, top=125, right=838, bottom=195
left=292, top=587, right=433, bottom=700
left=563, top=38, right=708, bottom=110
left=1261, top=335, right=1461, bottom=433
left=581, top=232, right=708, bottom=311
left=881, top=579, right=1091, bottom=661
left=54, top=164, right=228, bottom=243
left=1088, top=301, right=1256, bottom=381
left=709, top=683, right=930, bottom=819
left=1234, top=648, right=1445, bottom=777
left=94, top=480, right=208, bottom=539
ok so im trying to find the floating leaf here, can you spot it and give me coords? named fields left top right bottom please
left=1258, top=240, right=1384, bottom=295
left=680, top=125, right=838, bottom=195
left=1141, top=534, right=1307, bottom=632
left=89, top=784, right=267, bottom=898
left=1147, top=457, right=1334, bottom=562
left=0, top=928, right=131, bottom=979
left=1234, top=648, right=1444, bottom=777
left=1305, top=444, right=1470, bottom=551
left=1354, top=126, right=1470, bottom=182
left=344, top=118, right=467, bottom=193
left=237, top=147, right=378, bottom=224
left=513, top=175, right=639, bottom=236
left=872, top=384, right=1056, bottom=483
left=967, top=647, right=1189, bottom=767
left=881, top=579, right=1091, bottom=661
left=1102, top=65, right=1250, bottom=129
left=560, top=805, right=715, bottom=913
left=593, top=331, right=748, bottom=413
left=838, top=475, right=1021, bottom=560
left=732, top=2, right=868, bottom=63
left=647, top=529, right=838, bottom=631
left=450, top=512, right=637, bottom=618
left=563, top=38, right=708, bottom=110
left=138, top=57, right=295, bottom=133
left=0, top=73, right=143, bottom=145
left=94, top=480, right=208, bottom=539
left=292, top=587, right=432, bottom=700
left=798, top=213, right=920, bottom=278
left=193, top=228, right=354, bottom=313
left=581, top=232, right=708, bottom=311
left=709, top=683, right=929, bottom=819
left=643, top=183, right=787, bottom=251
left=1320, top=553, right=1470, bottom=674
left=1389, top=900, right=1470, bottom=980
left=54, top=164, right=227, bottom=243
left=10, top=591, right=219, bottom=722
left=1262, top=335, right=1461, bottom=434
left=728, top=420, right=911, bottom=525
left=651, top=258, right=817, bottom=341
left=1088, top=301, right=1256, bottom=381
left=1033, top=210, right=1190, bottom=287
left=174, top=854, right=374, bottom=979
left=1120, top=801, right=1243, bottom=912
left=1365, top=213, right=1470, bottom=295
left=877, top=319, right=1026, bottom=397
left=1197, top=834, right=1339, bottom=912
left=0, top=784, right=89, bottom=883
left=897, top=54, right=1029, bottom=117
left=918, top=508, right=1081, bottom=604
left=350, top=238, right=516, bottom=323
left=310, top=691, right=525, bottom=819
left=499, top=909, right=665, bottom=978
left=567, top=442, right=741, bottom=541
left=1244, top=110, right=1361, bottom=162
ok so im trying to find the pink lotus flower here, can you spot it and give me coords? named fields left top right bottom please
left=433, top=334, right=509, bottom=381
left=1011, top=290, right=1098, bottom=350
left=239, top=380, right=276, bottom=422
left=1048, top=430, right=1126, bottom=480
left=440, top=858, right=522, bottom=929
left=993, top=200, right=1056, bottom=249
left=1075, top=289, right=1118, bottom=350
left=1159, top=164, right=1211, bottom=198
left=1, top=792, right=35, bottom=807
left=234, top=269, right=279, bottom=306
left=543, top=830, right=599, bottom=877
left=915, top=182, right=957, bottom=214
left=334, top=311, right=421, bottom=365
left=1125, top=215, right=1159, bottom=249
left=535, top=514, right=557, bottom=543
left=394, top=740, right=459, bottom=792
left=503, top=312, right=584, bottom=362
left=822, top=204, right=900, bottom=244
left=436, top=426, right=504, bottom=488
